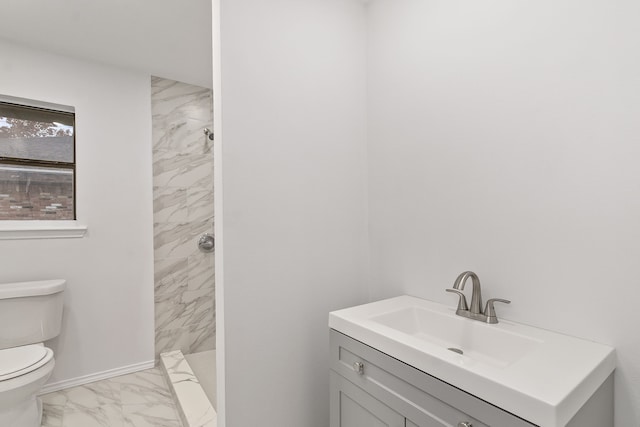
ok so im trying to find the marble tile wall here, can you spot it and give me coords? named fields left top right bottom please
left=152, top=76, right=215, bottom=358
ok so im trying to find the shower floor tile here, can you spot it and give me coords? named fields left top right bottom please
left=41, top=367, right=182, bottom=427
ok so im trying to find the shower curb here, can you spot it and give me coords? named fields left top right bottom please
left=160, top=350, right=217, bottom=427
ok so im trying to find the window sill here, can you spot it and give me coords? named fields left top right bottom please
left=0, top=221, right=87, bottom=240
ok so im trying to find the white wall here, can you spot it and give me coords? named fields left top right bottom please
left=0, top=40, right=155, bottom=386
left=216, top=0, right=369, bottom=425
left=367, top=0, right=640, bottom=424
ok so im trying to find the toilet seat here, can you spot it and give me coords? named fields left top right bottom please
left=0, top=345, right=53, bottom=382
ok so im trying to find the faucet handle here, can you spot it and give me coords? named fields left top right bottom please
left=484, top=298, right=510, bottom=324
left=446, top=289, right=469, bottom=312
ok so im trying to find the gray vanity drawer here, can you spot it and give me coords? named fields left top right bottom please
left=330, top=329, right=536, bottom=427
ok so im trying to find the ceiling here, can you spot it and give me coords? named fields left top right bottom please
left=0, top=0, right=213, bottom=88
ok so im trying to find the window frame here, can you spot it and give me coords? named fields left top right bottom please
left=0, top=95, right=85, bottom=239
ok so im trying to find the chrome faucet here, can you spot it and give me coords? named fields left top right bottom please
left=446, top=271, right=510, bottom=324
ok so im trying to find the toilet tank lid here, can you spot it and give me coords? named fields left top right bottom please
left=0, top=279, right=66, bottom=299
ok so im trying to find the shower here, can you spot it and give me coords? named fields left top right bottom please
left=151, top=76, right=217, bottom=422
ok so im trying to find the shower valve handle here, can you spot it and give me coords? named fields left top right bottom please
left=197, top=233, right=215, bottom=253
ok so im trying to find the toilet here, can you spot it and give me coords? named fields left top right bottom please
left=0, top=279, right=65, bottom=427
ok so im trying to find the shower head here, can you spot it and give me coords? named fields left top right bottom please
left=203, top=128, right=214, bottom=141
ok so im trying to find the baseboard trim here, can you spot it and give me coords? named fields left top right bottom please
left=39, top=359, right=156, bottom=394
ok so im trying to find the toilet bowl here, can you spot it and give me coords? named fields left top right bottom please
left=0, top=345, right=55, bottom=426
left=0, top=280, right=65, bottom=427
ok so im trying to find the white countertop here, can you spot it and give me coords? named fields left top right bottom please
left=329, top=295, right=615, bottom=427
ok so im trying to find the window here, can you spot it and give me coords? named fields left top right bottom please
left=0, top=96, right=75, bottom=220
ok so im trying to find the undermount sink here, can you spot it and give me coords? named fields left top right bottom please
left=329, top=295, right=615, bottom=427
left=370, top=306, right=541, bottom=368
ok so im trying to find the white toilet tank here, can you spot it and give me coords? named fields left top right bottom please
left=0, top=280, right=65, bottom=351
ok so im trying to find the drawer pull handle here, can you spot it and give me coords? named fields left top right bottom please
left=457, top=423, right=472, bottom=427
left=353, top=361, right=364, bottom=375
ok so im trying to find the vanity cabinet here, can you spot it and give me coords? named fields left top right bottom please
left=330, top=329, right=535, bottom=427
left=331, top=372, right=404, bottom=427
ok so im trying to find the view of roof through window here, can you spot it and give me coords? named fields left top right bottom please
left=0, top=99, right=76, bottom=220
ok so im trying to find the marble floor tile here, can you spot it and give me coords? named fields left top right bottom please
left=63, top=404, right=124, bottom=427
left=114, top=368, right=174, bottom=406
left=40, top=402, right=64, bottom=427
left=40, top=367, right=183, bottom=427
left=59, top=380, right=121, bottom=410
left=40, top=390, right=67, bottom=427
left=123, top=403, right=182, bottom=427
